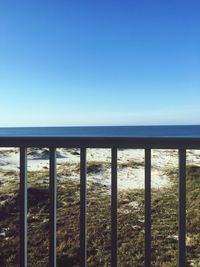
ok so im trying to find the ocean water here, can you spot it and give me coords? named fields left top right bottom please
left=0, top=125, right=200, bottom=137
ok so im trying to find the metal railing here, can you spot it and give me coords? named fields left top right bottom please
left=1, top=136, right=200, bottom=267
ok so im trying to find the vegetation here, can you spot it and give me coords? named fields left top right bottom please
left=0, top=162, right=200, bottom=266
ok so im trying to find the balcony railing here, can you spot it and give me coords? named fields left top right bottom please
left=1, top=136, right=200, bottom=267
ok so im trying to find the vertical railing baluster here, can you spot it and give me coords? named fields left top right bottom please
left=145, top=149, right=151, bottom=267
left=20, top=147, right=27, bottom=267
left=49, top=148, right=57, bottom=267
left=80, top=148, right=87, bottom=267
left=111, top=147, right=117, bottom=267
left=179, top=149, right=186, bottom=267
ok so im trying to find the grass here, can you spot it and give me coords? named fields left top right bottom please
left=0, top=162, right=200, bottom=266
left=118, top=160, right=144, bottom=169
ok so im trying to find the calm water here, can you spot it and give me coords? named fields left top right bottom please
left=0, top=125, right=200, bottom=137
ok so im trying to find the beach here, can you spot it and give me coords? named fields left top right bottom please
left=0, top=147, right=200, bottom=190
left=1, top=148, right=200, bottom=266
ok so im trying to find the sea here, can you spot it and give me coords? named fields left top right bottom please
left=0, top=125, right=200, bottom=137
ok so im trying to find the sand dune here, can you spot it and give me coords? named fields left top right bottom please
left=1, top=148, right=200, bottom=191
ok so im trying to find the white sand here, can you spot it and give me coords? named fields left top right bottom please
left=0, top=148, right=200, bottom=191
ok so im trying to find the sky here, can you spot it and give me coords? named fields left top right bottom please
left=0, top=0, right=200, bottom=126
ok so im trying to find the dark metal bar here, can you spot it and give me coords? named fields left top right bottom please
left=80, top=148, right=87, bottom=267
left=145, top=149, right=151, bottom=267
left=111, top=147, right=118, bottom=267
left=49, top=148, right=57, bottom=267
left=20, top=147, right=27, bottom=267
left=1, top=137, right=200, bottom=149
left=179, top=149, right=186, bottom=267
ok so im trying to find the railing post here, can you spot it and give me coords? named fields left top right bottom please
left=49, top=148, right=57, bottom=267
left=80, top=148, right=87, bottom=267
left=20, top=147, right=27, bottom=267
left=179, top=149, right=186, bottom=267
left=111, top=147, right=117, bottom=267
left=145, top=149, right=151, bottom=267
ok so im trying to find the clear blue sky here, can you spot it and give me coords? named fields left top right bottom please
left=0, top=0, right=200, bottom=126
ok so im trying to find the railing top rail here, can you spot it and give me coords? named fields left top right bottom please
left=0, top=136, right=200, bottom=149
